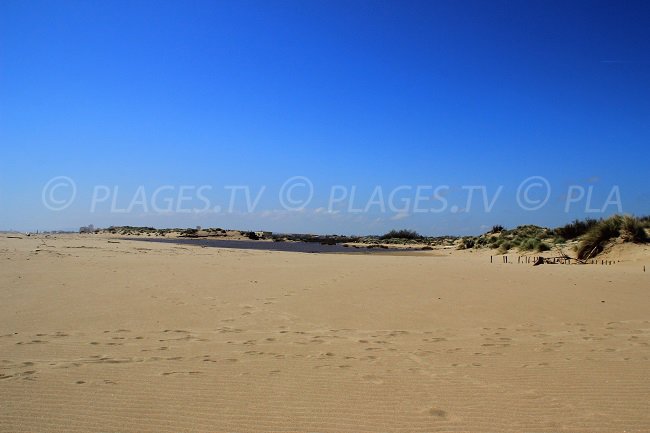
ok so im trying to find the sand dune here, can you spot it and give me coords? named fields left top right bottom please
left=1, top=234, right=649, bottom=432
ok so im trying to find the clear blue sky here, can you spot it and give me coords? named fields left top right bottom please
left=1, top=0, right=649, bottom=235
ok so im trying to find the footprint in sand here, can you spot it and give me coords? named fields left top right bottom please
left=427, top=337, right=447, bottom=343
left=428, top=407, right=447, bottom=418
left=217, top=327, right=243, bottom=333
left=362, top=375, right=383, bottom=384
left=388, top=330, right=409, bottom=337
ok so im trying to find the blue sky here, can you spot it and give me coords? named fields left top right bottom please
left=1, top=0, right=649, bottom=235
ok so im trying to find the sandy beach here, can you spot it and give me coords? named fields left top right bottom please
left=0, top=234, right=648, bottom=432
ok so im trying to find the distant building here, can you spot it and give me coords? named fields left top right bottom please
left=255, top=231, right=272, bottom=239
left=79, top=224, right=95, bottom=233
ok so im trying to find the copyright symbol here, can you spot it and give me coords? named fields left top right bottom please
left=279, top=176, right=313, bottom=211
left=516, top=176, right=550, bottom=211
left=42, top=176, right=77, bottom=211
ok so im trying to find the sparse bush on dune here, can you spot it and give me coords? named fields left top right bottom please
left=246, top=231, right=260, bottom=240
left=576, top=215, right=648, bottom=259
left=637, top=216, right=650, bottom=232
left=509, top=225, right=548, bottom=239
left=475, top=236, right=489, bottom=247
left=576, top=216, right=622, bottom=259
left=101, top=226, right=167, bottom=236
left=519, top=238, right=540, bottom=251
left=490, top=225, right=505, bottom=234
left=480, top=225, right=551, bottom=254
left=498, top=241, right=512, bottom=254
left=180, top=228, right=198, bottom=237
left=620, top=215, right=648, bottom=243
left=553, top=218, right=599, bottom=240
left=516, top=237, right=551, bottom=253
left=457, top=237, right=476, bottom=250
left=475, top=217, right=648, bottom=257
left=380, top=229, right=422, bottom=240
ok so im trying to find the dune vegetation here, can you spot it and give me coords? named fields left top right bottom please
left=576, top=215, right=648, bottom=259
left=457, top=215, right=648, bottom=258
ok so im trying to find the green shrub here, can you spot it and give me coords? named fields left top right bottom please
left=498, top=241, right=512, bottom=254
left=620, top=215, right=648, bottom=242
left=380, top=229, right=422, bottom=240
left=638, top=215, right=650, bottom=227
left=519, top=238, right=540, bottom=251
left=576, top=215, right=633, bottom=259
left=458, top=237, right=476, bottom=249
left=537, top=242, right=551, bottom=252
left=508, top=225, right=547, bottom=239
left=475, top=237, right=489, bottom=247
left=554, top=218, right=599, bottom=240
